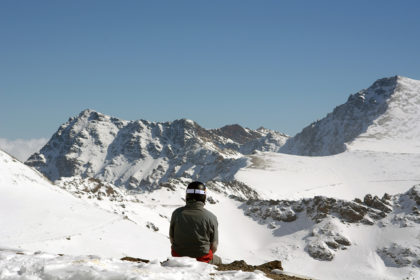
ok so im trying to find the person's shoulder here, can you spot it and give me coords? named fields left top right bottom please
left=172, top=206, right=185, bottom=216
left=203, top=207, right=218, bottom=221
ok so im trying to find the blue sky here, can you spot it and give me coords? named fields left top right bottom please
left=1, top=0, right=420, bottom=139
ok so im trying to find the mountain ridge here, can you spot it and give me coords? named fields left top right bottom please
left=25, top=75, right=420, bottom=190
left=280, top=75, right=420, bottom=155
left=26, top=109, right=288, bottom=190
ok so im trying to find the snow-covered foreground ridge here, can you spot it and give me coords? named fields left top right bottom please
left=0, top=252, right=282, bottom=280
left=0, top=251, right=279, bottom=280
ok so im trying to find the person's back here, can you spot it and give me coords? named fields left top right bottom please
left=169, top=181, right=221, bottom=264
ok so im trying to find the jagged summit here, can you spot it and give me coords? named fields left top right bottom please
left=212, top=124, right=262, bottom=144
left=280, top=75, right=420, bottom=156
left=80, top=108, right=97, bottom=115
left=26, top=110, right=288, bottom=190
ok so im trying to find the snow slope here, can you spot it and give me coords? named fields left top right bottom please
left=0, top=150, right=169, bottom=259
left=236, top=150, right=420, bottom=200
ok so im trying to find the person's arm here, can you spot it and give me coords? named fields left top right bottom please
left=210, top=240, right=218, bottom=253
left=210, top=216, right=219, bottom=253
left=169, top=212, right=175, bottom=245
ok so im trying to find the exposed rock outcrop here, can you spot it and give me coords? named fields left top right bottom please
left=241, top=185, right=420, bottom=261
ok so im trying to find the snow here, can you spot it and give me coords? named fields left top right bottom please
left=0, top=250, right=273, bottom=280
left=0, top=150, right=170, bottom=259
left=236, top=150, right=420, bottom=200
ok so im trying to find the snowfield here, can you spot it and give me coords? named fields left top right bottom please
left=2, top=149, right=420, bottom=280
left=236, top=149, right=420, bottom=200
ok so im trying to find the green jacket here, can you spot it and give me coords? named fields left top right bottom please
left=169, top=200, right=219, bottom=258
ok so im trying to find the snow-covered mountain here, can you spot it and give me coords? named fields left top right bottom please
left=3, top=76, right=420, bottom=279
left=281, top=76, right=420, bottom=156
left=26, top=109, right=288, bottom=190
left=2, top=148, right=419, bottom=280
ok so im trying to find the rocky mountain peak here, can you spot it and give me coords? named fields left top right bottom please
left=213, top=124, right=261, bottom=144
left=26, top=110, right=288, bottom=190
left=371, top=75, right=399, bottom=89
left=280, top=76, right=420, bottom=156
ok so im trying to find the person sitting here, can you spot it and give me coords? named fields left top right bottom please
left=169, top=181, right=222, bottom=264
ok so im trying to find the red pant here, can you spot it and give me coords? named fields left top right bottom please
left=171, top=248, right=213, bottom=263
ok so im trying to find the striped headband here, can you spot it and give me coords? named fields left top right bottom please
left=186, top=189, right=206, bottom=195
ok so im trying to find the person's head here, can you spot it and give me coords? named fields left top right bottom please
left=186, top=181, right=206, bottom=203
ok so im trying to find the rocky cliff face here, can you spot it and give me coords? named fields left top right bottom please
left=26, top=110, right=288, bottom=190
left=242, top=185, right=420, bottom=262
left=280, top=76, right=420, bottom=156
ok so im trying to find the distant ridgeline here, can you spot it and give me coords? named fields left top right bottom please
left=26, top=76, right=420, bottom=189
left=26, top=109, right=288, bottom=191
